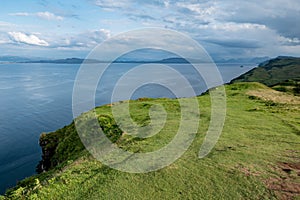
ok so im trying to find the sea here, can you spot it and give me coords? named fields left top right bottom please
left=0, top=62, right=255, bottom=194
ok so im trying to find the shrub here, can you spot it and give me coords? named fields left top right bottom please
left=293, top=83, right=300, bottom=95
left=274, top=86, right=287, bottom=92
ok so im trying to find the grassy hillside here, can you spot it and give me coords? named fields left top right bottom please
left=232, top=56, right=300, bottom=95
left=1, top=82, right=300, bottom=199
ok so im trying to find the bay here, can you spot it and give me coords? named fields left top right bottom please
left=0, top=62, right=255, bottom=194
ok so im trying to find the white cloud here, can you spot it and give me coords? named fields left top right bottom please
left=175, top=1, right=216, bottom=16
left=9, top=12, right=30, bottom=16
left=36, top=12, right=64, bottom=21
left=0, top=40, right=9, bottom=44
left=200, top=22, right=267, bottom=32
left=0, top=33, right=11, bottom=44
left=49, top=29, right=112, bottom=49
left=0, top=21, right=16, bottom=28
left=3, top=28, right=112, bottom=50
left=8, top=32, right=49, bottom=46
left=163, top=0, right=170, bottom=8
left=214, top=0, right=300, bottom=39
left=9, top=11, right=63, bottom=21
left=95, top=0, right=128, bottom=10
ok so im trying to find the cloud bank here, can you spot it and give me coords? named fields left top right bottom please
left=1, top=0, right=299, bottom=58
left=94, top=0, right=300, bottom=58
left=10, top=11, right=63, bottom=21
left=8, top=32, right=49, bottom=46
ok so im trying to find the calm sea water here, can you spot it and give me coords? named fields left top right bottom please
left=0, top=63, right=255, bottom=194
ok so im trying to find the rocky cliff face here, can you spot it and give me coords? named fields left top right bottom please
left=35, top=121, right=84, bottom=173
left=36, top=132, right=61, bottom=173
left=35, top=116, right=122, bottom=173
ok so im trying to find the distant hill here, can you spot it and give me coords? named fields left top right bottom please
left=154, top=57, right=190, bottom=63
left=215, top=56, right=270, bottom=64
left=22, top=58, right=101, bottom=64
left=232, top=56, right=300, bottom=86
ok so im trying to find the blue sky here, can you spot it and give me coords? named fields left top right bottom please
left=0, top=0, right=300, bottom=59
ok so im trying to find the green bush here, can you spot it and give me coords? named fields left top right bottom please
left=98, top=115, right=122, bottom=143
left=274, top=86, right=287, bottom=92
left=293, top=83, right=300, bottom=95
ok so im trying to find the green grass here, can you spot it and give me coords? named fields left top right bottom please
left=233, top=56, right=300, bottom=87
left=2, top=82, right=300, bottom=199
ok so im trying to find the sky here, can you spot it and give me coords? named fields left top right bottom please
left=0, top=0, right=300, bottom=59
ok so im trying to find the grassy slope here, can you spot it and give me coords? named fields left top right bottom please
left=232, top=57, right=300, bottom=95
left=2, top=82, right=300, bottom=199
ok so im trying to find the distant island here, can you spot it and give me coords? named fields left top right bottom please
left=21, top=58, right=101, bottom=64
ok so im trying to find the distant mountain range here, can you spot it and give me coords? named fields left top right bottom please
left=215, top=56, right=270, bottom=64
left=0, top=56, right=270, bottom=64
